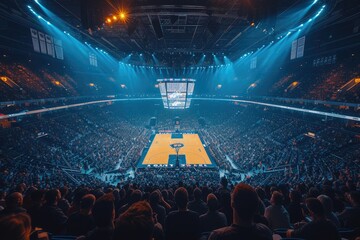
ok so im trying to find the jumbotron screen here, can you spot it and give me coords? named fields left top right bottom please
left=157, top=78, right=195, bottom=109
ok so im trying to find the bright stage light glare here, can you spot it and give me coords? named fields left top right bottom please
left=106, top=18, right=112, bottom=23
left=119, top=12, right=126, bottom=20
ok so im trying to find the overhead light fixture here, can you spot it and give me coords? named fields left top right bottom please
left=119, top=11, right=127, bottom=21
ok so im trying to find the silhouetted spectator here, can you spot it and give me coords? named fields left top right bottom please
left=288, top=190, right=304, bottom=224
left=188, top=188, right=208, bottom=216
left=199, top=193, right=227, bottom=233
left=337, top=191, right=360, bottom=228
left=0, top=192, right=26, bottom=216
left=209, top=183, right=272, bottom=240
left=317, top=194, right=340, bottom=227
left=165, top=187, right=200, bottom=240
left=67, top=194, right=95, bottom=236
left=149, top=190, right=166, bottom=226
left=27, top=190, right=44, bottom=228
left=119, top=189, right=142, bottom=214
left=38, top=189, right=68, bottom=234
left=287, top=198, right=340, bottom=240
left=82, top=193, right=115, bottom=240
left=218, top=191, right=233, bottom=225
left=0, top=213, right=32, bottom=240
left=264, top=191, right=291, bottom=229
left=114, top=201, right=160, bottom=240
left=58, top=186, right=70, bottom=215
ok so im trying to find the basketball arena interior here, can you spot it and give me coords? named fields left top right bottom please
left=0, top=0, right=359, bottom=240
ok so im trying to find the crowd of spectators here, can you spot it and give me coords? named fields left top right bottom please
left=0, top=62, right=80, bottom=102
left=0, top=176, right=359, bottom=240
left=0, top=101, right=359, bottom=239
left=269, top=57, right=360, bottom=103
left=1, top=102, right=359, bottom=189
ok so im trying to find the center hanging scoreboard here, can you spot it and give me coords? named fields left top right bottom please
left=157, top=78, right=195, bottom=109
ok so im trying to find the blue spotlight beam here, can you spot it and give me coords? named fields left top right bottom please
left=1, top=98, right=359, bottom=122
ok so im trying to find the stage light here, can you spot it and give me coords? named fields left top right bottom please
left=89, top=83, right=95, bottom=87
left=113, top=16, right=117, bottom=20
left=250, top=22, right=255, bottom=27
left=106, top=18, right=112, bottom=23
left=119, top=12, right=126, bottom=20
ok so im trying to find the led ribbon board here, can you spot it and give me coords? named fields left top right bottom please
left=157, top=78, right=195, bottom=109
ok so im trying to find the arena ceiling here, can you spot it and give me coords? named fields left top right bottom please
left=18, top=0, right=300, bottom=55
left=4, top=0, right=345, bottom=65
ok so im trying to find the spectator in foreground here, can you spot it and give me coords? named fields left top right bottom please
left=0, top=192, right=26, bottom=216
left=317, top=194, right=340, bottom=227
left=208, top=183, right=272, bottom=240
left=67, top=194, right=96, bottom=236
left=287, top=190, right=304, bottom=224
left=199, top=193, right=227, bottom=233
left=118, top=189, right=142, bottom=214
left=337, top=191, right=360, bottom=228
left=286, top=198, right=340, bottom=240
left=149, top=190, right=166, bottom=226
left=188, top=188, right=208, bottom=216
left=58, top=186, right=70, bottom=215
left=0, top=213, right=32, bottom=240
left=81, top=193, right=115, bottom=240
left=27, top=190, right=44, bottom=228
left=165, top=187, right=200, bottom=240
left=38, top=189, right=68, bottom=234
left=114, top=201, right=156, bottom=240
left=264, top=191, right=291, bottom=230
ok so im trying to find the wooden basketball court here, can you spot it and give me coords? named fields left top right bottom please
left=142, top=133, right=212, bottom=165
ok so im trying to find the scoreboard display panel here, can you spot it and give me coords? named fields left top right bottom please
left=157, top=78, right=195, bottom=109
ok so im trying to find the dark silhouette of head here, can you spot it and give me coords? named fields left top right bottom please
left=220, top=177, right=228, bottom=188
left=290, top=190, right=302, bottom=203
left=306, top=198, right=325, bottom=219
left=317, top=195, right=333, bottom=214
left=174, top=187, right=188, bottom=210
left=5, top=192, right=23, bottom=209
left=349, top=191, right=360, bottom=207
left=232, top=183, right=259, bottom=222
left=193, top=188, right=202, bottom=201
left=149, top=190, right=161, bottom=206
left=271, top=191, right=284, bottom=206
left=80, top=194, right=96, bottom=211
left=207, top=193, right=219, bottom=211
left=130, top=189, right=143, bottom=204
left=44, top=189, right=60, bottom=206
left=92, top=193, right=115, bottom=228
left=114, top=201, right=154, bottom=240
left=0, top=213, right=31, bottom=240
